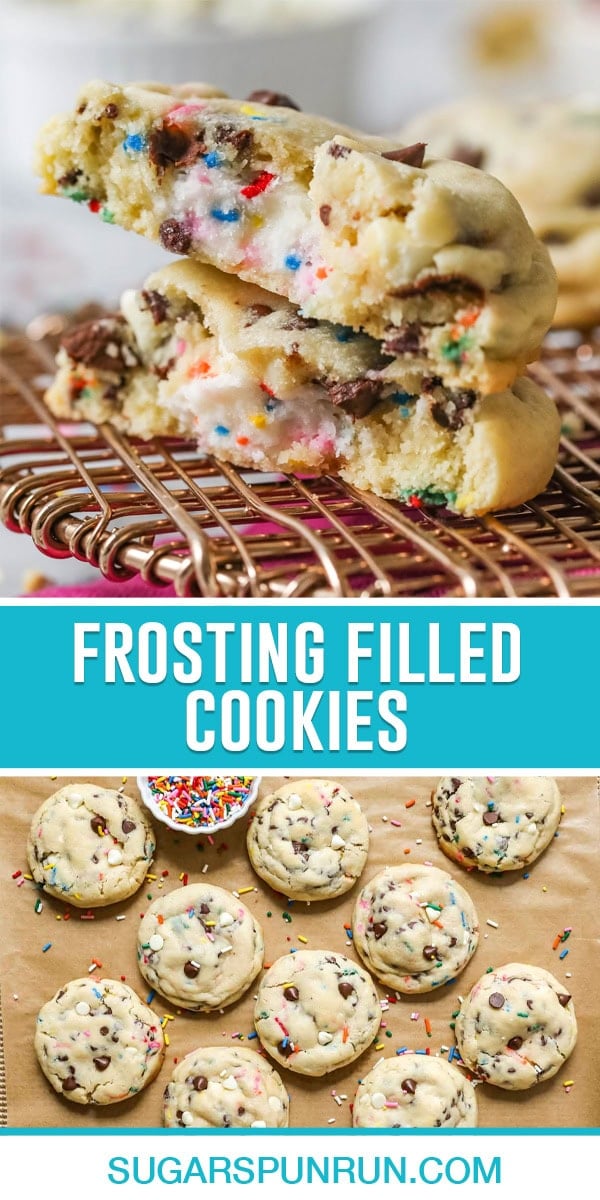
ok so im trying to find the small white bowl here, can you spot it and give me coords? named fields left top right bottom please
left=137, top=774, right=261, bottom=836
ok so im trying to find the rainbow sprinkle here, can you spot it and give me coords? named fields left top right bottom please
left=146, top=775, right=255, bottom=830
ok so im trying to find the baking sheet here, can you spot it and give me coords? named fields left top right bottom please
left=0, top=775, right=598, bottom=1129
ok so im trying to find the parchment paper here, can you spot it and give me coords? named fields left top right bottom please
left=0, top=775, right=598, bottom=1129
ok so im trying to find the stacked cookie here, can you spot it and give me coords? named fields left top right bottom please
left=34, top=81, right=562, bottom=516
left=400, top=98, right=600, bottom=329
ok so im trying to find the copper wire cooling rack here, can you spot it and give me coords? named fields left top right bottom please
left=1, top=320, right=599, bottom=597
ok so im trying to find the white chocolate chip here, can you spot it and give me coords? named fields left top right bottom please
left=219, top=911, right=234, bottom=928
left=149, top=934, right=164, bottom=951
left=221, top=1074, right=237, bottom=1090
left=107, top=847, right=123, bottom=867
left=268, top=1095, right=282, bottom=1110
left=331, top=834, right=346, bottom=850
left=287, top=794, right=302, bottom=810
left=181, top=1111, right=194, bottom=1126
left=371, top=1092, right=386, bottom=1109
left=527, top=824, right=538, bottom=834
left=67, top=792, right=83, bottom=808
left=251, top=1120, right=267, bottom=1127
left=75, top=1001, right=90, bottom=1016
left=318, top=1031, right=333, bottom=1045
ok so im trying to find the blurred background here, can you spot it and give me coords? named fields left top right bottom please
left=0, top=0, right=599, bottom=592
left=2, top=0, right=600, bottom=325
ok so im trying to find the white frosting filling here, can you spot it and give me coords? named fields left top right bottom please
left=171, top=168, right=324, bottom=305
left=163, top=366, right=351, bottom=469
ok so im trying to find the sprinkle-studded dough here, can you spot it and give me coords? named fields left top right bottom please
left=352, top=864, right=479, bottom=993
left=455, top=962, right=577, bottom=1090
left=34, top=977, right=165, bottom=1105
left=254, top=950, right=380, bottom=1076
left=432, top=777, right=562, bottom=873
left=247, top=778, right=369, bottom=901
left=137, top=883, right=264, bottom=1010
left=163, top=1045, right=289, bottom=1128
left=353, top=1053, right=478, bottom=1128
left=36, top=79, right=557, bottom=397
left=27, top=784, right=155, bottom=907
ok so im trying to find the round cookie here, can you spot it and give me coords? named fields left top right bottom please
left=247, top=779, right=369, bottom=901
left=352, top=864, right=479, bottom=993
left=254, top=950, right=380, bottom=1076
left=34, top=977, right=164, bottom=1105
left=137, top=883, right=264, bottom=1011
left=432, top=777, right=562, bottom=873
left=353, top=1053, right=478, bottom=1128
left=27, top=783, right=156, bottom=907
left=455, top=962, right=577, bottom=1090
left=400, top=97, right=600, bottom=328
left=163, top=1046, right=289, bottom=1128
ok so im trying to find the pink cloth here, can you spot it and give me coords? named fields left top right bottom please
left=25, top=577, right=176, bottom=599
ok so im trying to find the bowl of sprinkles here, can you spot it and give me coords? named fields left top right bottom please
left=137, top=775, right=261, bottom=835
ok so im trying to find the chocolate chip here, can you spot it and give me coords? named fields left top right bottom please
left=401, top=1078, right=417, bottom=1094
left=244, top=303, right=274, bottom=325
left=372, top=922, right=387, bottom=939
left=246, top=90, right=301, bottom=111
left=338, top=982, right=355, bottom=999
left=184, top=961, right=200, bottom=978
left=320, top=204, right=332, bottom=226
left=159, top=218, right=192, bottom=255
left=382, top=142, right=426, bottom=167
left=62, top=317, right=136, bottom=374
left=121, top=818, right=136, bottom=834
left=450, top=142, right=485, bottom=170
left=58, top=169, right=82, bottom=189
left=281, top=313, right=319, bottom=331
left=507, top=1037, right=523, bottom=1051
left=90, top=814, right=108, bottom=836
left=558, top=994, right=571, bottom=1007
left=199, top=903, right=210, bottom=914
left=489, top=992, right=505, bottom=1009
left=62, top=1076, right=79, bottom=1091
left=213, top=124, right=254, bottom=156
left=93, top=1056, right=111, bottom=1071
left=328, top=143, right=351, bottom=159
left=448, top=937, right=457, bottom=947
left=393, top=274, right=484, bottom=303
left=423, top=945, right=437, bottom=961
left=431, top=389, right=477, bottom=431
left=103, top=103, right=119, bottom=120
left=140, top=289, right=169, bottom=325
left=483, top=811, right=500, bottom=826
left=192, top=1075, right=208, bottom=1091
left=383, top=323, right=422, bottom=355
left=284, top=986, right=299, bottom=1001
left=327, top=377, right=383, bottom=419
left=278, top=1040, right=294, bottom=1058
left=99, top=1026, right=109, bottom=1035
left=103, top=383, right=120, bottom=404
left=149, top=123, right=206, bottom=175
left=153, top=358, right=175, bottom=381
left=582, top=184, right=600, bottom=207
left=542, top=230, right=570, bottom=246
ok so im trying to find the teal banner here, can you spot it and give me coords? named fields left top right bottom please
left=0, top=602, right=597, bottom=769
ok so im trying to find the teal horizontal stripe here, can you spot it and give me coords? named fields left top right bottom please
left=0, top=601, right=599, bottom=767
